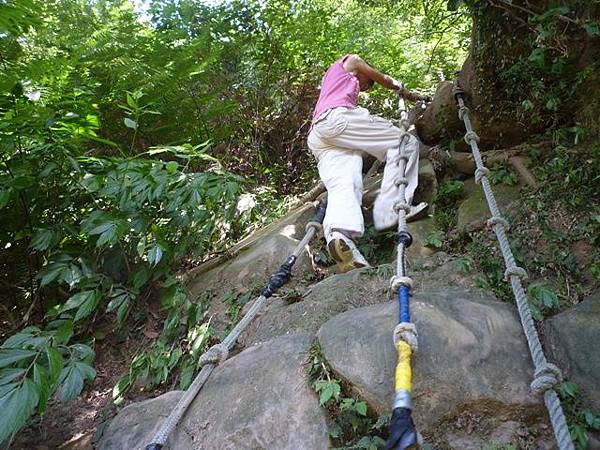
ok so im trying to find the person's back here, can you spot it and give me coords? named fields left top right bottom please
left=312, top=55, right=360, bottom=123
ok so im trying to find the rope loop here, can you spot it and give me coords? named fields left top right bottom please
left=198, top=343, right=229, bottom=367
left=305, top=220, right=323, bottom=235
left=393, top=322, right=419, bottom=352
left=458, top=106, right=470, bottom=121
left=393, top=202, right=411, bottom=214
left=394, top=176, right=409, bottom=187
left=504, top=265, right=528, bottom=282
left=487, top=215, right=510, bottom=231
left=464, top=131, right=480, bottom=144
left=474, top=167, right=490, bottom=184
left=530, top=363, right=563, bottom=395
left=390, top=275, right=414, bottom=292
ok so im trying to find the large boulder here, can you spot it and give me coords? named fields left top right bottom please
left=96, top=391, right=184, bottom=450
left=544, top=290, right=600, bottom=411
left=97, top=333, right=329, bottom=450
left=184, top=202, right=316, bottom=332
left=415, top=81, right=463, bottom=146
left=317, top=292, right=549, bottom=446
left=241, top=257, right=482, bottom=347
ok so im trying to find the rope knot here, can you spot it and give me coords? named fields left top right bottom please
left=504, top=265, right=528, bottom=282
left=199, top=343, right=229, bottom=367
left=390, top=275, right=414, bottom=292
left=393, top=202, right=411, bottom=214
left=394, top=176, right=409, bottom=187
left=464, top=131, right=480, bottom=144
left=474, top=167, right=490, bottom=184
left=531, top=363, right=563, bottom=395
left=458, top=106, right=470, bottom=121
left=305, top=220, right=323, bottom=235
left=487, top=215, right=510, bottom=231
left=393, top=322, right=418, bottom=352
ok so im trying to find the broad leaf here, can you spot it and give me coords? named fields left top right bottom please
left=0, top=349, right=37, bottom=368
left=0, top=379, right=39, bottom=442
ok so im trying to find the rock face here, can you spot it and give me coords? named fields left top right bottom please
left=97, top=333, right=329, bottom=450
left=457, top=178, right=520, bottom=231
left=415, top=81, right=463, bottom=146
left=406, top=216, right=439, bottom=260
left=544, top=290, right=600, bottom=411
left=241, top=255, right=483, bottom=347
left=185, top=202, right=315, bottom=302
left=317, top=293, right=545, bottom=438
left=97, top=391, right=184, bottom=450
left=413, top=158, right=438, bottom=206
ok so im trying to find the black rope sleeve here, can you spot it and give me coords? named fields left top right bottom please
left=260, top=255, right=297, bottom=298
left=385, top=407, right=419, bottom=450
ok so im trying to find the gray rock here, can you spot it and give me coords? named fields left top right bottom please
left=413, top=158, right=438, bottom=206
left=317, top=292, right=544, bottom=434
left=241, top=255, right=483, bottom=347
left=97, top=333, right=328, bottom=450
left=414, top=81, right=463, bottom=146
left=240, top=268, right=389, bottom=347
left=185, top=203, right=316, bottom=333
left=97, top=391, right=184, bottom=450
left=457, top=178, right=520, bottom=231
left=544, top=290, right=600, bottom=411
left=406, top=216, right=439, bottom=260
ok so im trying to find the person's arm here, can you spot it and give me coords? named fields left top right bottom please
left=343, top=54, right=401, bottom=90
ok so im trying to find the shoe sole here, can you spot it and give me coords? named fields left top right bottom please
left=327, top=239, right=369, bottom=273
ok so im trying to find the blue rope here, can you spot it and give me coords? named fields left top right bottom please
left=398, top=285, right=410, bottom=323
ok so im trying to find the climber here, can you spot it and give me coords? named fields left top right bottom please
left=307, top=54, right=427, bottom=273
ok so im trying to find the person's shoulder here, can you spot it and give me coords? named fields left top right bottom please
left=343, top=54, right=364, bottom=71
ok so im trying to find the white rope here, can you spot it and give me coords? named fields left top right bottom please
left=456, top=94, right=574, bottom=450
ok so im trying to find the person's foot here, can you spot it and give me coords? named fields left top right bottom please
left=406, top=202, right=428, bottom=223
left=327, top=232, right=370, bottom=273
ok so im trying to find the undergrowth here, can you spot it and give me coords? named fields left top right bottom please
left=307, top=343, right=390, bottom=449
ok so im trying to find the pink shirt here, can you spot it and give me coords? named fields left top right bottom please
left=312, top=55, right=359, bottom=122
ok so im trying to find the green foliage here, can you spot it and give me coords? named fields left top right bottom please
left=559, top=381, right=600, bottom=449
left=432, top=180, right=465, bottom=231
left=0, top=326, right=94, bottom=442
left=308, top=344, right=389, bottom=448
left=424, top=229, right=444, bottom=248
left=488, top=162, right=517, bottom=186
left=527, top=283, right=561, bottom=321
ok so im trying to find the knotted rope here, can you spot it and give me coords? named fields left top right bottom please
left=144, top=201, right=326, bottom=450
left=454, top=85, right=574, bottom=450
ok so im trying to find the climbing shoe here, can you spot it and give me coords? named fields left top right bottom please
left=406, top=202, right=428, bottom=223
left=327, top=232, right=370, bottom=273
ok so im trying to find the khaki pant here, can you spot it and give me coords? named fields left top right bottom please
left=307, top=106, right=419, bottom=241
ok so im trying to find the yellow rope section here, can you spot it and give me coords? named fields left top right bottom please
left=394, top=340, right=413, bottom=392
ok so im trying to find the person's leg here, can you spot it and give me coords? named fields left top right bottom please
left=315, top=147, right=364, bottom=240
left=308, top=129, right=370, bottom=271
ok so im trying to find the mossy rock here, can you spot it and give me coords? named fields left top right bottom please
left=457, top=178, right=520, bottom=231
